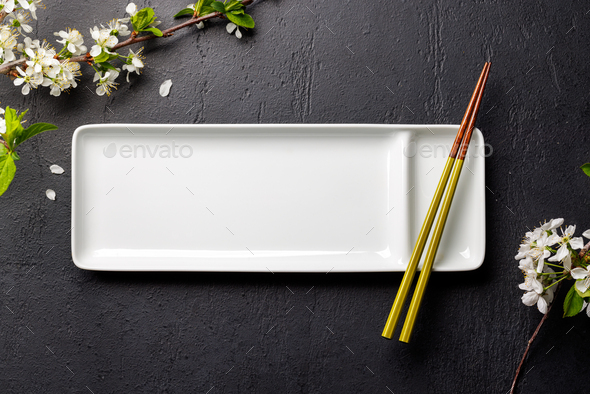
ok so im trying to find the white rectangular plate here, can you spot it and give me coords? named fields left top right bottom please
left=72, top=124, right=485, bottom=272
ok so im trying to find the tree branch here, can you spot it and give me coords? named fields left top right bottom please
left=0, top=0, right=253, bottom=75
left=579, top=240, right=590, bottom=259
left=509, top=283, right=561, bottom=394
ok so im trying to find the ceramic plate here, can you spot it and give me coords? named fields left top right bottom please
left=71, top=124, right=486, bottom=272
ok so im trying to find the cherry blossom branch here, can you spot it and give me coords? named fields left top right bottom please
left=509, top=284, right=560, bottom=394
left=0, top=11, right=7, bottom=24
left=579, top=240, right=590, bottom=259
left=0, top=0, right=253, bottom=75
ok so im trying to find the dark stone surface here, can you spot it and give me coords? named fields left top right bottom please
left=1, top=0, right=589, bottom=392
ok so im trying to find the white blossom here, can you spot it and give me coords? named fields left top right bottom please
left=89, top=26, right=118, bottom=57
left=0, top=0, right=30, bottom=14
left=8, top=11, right=33, bottom=34
left=541, top=218, right=564, bottom=231
left=24, top=42, right=59, bottom=79
left=122, top=47, right=144, bottom=82
left=24, top=0, right=43, bottom=20
left=13, top=65, right=42, bottom=94
left=54, top=28, right=87, bottom=56
left=16, top=35, right=39, bottom=53
left=107, top=18, right=131, bottom=37
left=226, top=22, right=242, bottom=39
left=42, top=60, right=81, bottom=96
left=125, top=2, right=137, bottom=16
left=0, top=25, right=18, bottom=62
left=571, top=266, right=590, bottom=294
left=93, top=70, right=119, bottom=96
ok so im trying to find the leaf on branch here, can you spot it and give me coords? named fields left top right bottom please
left=3, top=106, right=25, bottom=151
left=144, top=27, right=163, bottom=37
left=132, top=7, right=157, bottom=31
left=98, top=62, right=119, bottom=72
left=174, top=8, right=194, bottom=18
left=13, top=123, right=58, bottom=150
left=210, top=1, right=226, bottom=13
left=0, top=153, right=16, bottom=196
left=226, top=12, right=254, bottom=28
left=199, top=6, right=217, bottom=16
left=581, top=163, right=590, bottom=177
left=564, top=284, right=585, bottom=317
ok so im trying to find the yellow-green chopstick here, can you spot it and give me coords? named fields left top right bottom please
left=381, top=63, right=491, bottom=340
left=399, top=63, right=491, bottom=343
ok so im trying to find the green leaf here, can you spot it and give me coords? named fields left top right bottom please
left=226, top=12, right=254, bottom=28
left=564, top=284, right=585, bottom=317
left=93, top=51, right=109, bottom=63
left=94, top=51, right=119, bottom=63
left=199, top=5, right=216, bottom=16
left=231, top=9, right=244, bottom=15
left=3, top=106, right=24, bottom=151
left=143, top=27, right=163, bottom=37
left=581, top=163, right=590, bottom=177
left=195, top=0, right=206, bottom=15
left=132, top=7, right=156, bottom=30
left=0, top=153, right=16, bottom=196
left=210, top=1, right=226, bottom=13
left=98, top=62, right=119, bottom=72
left=225, top=0, right=242, bottom=11
left=174, top=8, right=194, bottom=17
left=13, top=122, right=58, bottom=150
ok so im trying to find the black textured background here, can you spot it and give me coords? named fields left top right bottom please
left=1, top=0, right=589, bottom=393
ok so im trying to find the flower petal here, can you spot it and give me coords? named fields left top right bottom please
left=571, top=267, right=589, bottom=280
left=226, top=22, right=237, bottom=34
left=46, top=189, right=56, bottom=200
left=563, top=253, right=572, bottom=271
left=518, top=282, right=531, bottom=291
left=531, top=278, right=543, bottom=294
left=49, top=164, right=64, bottom=174
left=582, top=230, right=590, bottom=239
left=521, top=291, right=538, bottom=306
left=576, top=279, right=590, bottom=293
left=159, top=79, right=172, bottom=97
left=570, top=236, right=584, bottom=250
left=537, top=296, right=548, bottom=314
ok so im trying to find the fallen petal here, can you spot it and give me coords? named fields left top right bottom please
left=226, top=22, right=237, bottom=34
left=46, top=189, right=56, bottom=200
left=50, top=164, right=64, bottom=174
left=159, top=79, right=172, bottom=97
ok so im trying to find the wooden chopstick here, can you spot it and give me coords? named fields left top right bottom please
left=381, top=63, right=491, bottom=340
left=398, top=63, right=491, bottom=343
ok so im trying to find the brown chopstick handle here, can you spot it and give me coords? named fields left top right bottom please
left=457, top=63, right=491, bottom=160
left=449, top=62, right=490, bottom=159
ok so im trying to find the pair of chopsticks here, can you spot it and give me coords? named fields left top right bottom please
left=382, top=63, right=491, bottom=343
